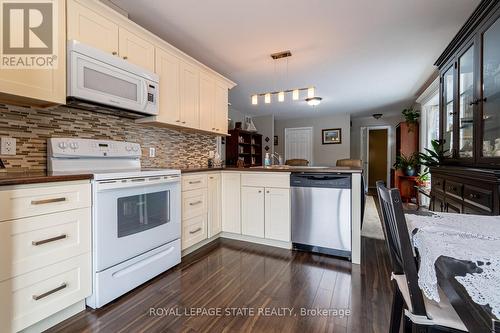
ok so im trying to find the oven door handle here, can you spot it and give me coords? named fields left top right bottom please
left=96, top=176, right=180, bottom=191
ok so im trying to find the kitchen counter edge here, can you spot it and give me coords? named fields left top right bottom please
left=0, top=172, right=94, bottom=186
left=180, top=167, right=362, bottom=174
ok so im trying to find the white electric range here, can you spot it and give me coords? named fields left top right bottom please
left=48, top=138, right=181, bottom=308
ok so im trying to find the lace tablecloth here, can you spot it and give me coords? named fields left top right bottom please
left=405, top=212, right=500, bottom=318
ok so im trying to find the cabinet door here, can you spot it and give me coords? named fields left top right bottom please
left=264, top=188, right=290, bottom=242
left=208, top=174, right=222, bottom=237
left=480, top=15, right=500, bottom=162
left=214, top=81, right=229, bottom=134
left=118, top=28, right=155, bottom=72
left=445, top=197, right=462, bottom=214
left=221, top=173, right=241, bottom=234
left=241, top=187, right=265, bottom=238
left=180, top=61, right=200, bottom=128
left=67, top=0, right=119, bottom=55
left=199, top=71, right=215, bottom=132
left=457, top=44, right=475, bottom=159
left=442, top=65, right=455, bottom=155
left=0, top=0, right=66, bottom=105
left=155, top=47, right=181, bottom=124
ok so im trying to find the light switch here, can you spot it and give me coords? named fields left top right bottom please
left=0, top=137, right=16, bottom=155
left=149, top=147, right=156, bottom=157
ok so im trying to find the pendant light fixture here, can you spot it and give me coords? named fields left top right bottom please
left=251, top=50, right=322, bottom=107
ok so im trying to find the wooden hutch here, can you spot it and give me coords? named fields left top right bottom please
left=430, top=0, right=500, bottom=215
left=225, top=129, right=263, bottom=167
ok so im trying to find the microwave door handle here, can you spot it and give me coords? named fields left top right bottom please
left=141, top=80, right=148, bottom=111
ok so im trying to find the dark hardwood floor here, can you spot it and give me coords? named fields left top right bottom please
left=46, top=237, right=393, bottom=333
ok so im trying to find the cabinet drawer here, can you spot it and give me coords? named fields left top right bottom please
left=431, top=177, right=444, bottom=193
left=0, top=182, right=91, bottom=222
left=0, top=208, right=91, bottom=282
left=182, top=215, right=207, bottom=250
left=0, top=254, right=91, bottom=332
left=463, top=185, right=493, bottom=212
left=182, top=174, right=208, bottom=191
left=182, top=188, right=207, bottom=220
left=241, top=172, right=290, bottom=188
left=444, top=180, right=463, bottom=199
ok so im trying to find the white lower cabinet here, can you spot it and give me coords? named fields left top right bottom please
left=241, top=186, right=265, bottom=238
left=241, top=186, right=290, bottom=242
left=207, top=174, right=222, bottom=237
left=0, top=181, right=91, bottom=333
left=221, top=172, right=241, bottom=234
left=264, top=188, right=291, bottom=242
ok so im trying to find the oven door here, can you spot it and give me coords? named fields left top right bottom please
left=93, top=175, right=180, bottom=272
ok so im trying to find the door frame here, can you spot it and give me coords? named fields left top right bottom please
left=284, top=127, right=313, bottom=164
left=361, top=126, right=391, bottom=188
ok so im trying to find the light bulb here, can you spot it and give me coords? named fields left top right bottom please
left=307, top=87, right=315, bottom=98
left=292, top=89, right=299, bottom=100
left=306, top=97, right=322, bottom=106
left=278, top=91, right=285, bottom=102
left=251, top=95, right=258, bottom=105
left=264, top=93, right=271, bottom=104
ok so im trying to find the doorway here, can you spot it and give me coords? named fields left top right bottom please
left=361, top=126, right=391, bottom=190
left=284, top=127, right=313, bottom=165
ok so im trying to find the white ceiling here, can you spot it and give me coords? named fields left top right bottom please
left=111, top=0, right=480, bottom=120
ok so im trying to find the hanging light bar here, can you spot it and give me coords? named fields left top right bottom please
left=278, top=91, right=285, bottom=102
left=251, top=87, right=317, bottom=105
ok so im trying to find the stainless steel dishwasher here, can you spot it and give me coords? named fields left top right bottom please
left=291, top=173, right=351, bottom=258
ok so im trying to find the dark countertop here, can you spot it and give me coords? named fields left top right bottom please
left=180, top=166, right=363, bottom=174
left=0, top=171, right=93, bottom=186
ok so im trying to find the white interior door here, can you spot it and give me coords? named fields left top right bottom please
left=285, top=127, right=313, bottom=164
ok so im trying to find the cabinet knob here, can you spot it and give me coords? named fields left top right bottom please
left=212, top=128, right=216, bottom=130
left=182, top=121, right=186, bottom=124
left=258, top=190, right=262, bottom=193
left=112, top=51, right=117, bottom=55
left=175, top=120, right=181, bottom=122
left=123, top=56, right=128, bottom=60
left=266, top=191, right=270, bottom=193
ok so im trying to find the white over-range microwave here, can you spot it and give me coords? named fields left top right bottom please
left=67, top=40, right=159, bottom=116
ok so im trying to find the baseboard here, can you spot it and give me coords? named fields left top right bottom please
left=220, top=232, right=292, bottom=249
left=182, top=234, right=221, bottom=257
left=20, top=300, right=86, bottom=333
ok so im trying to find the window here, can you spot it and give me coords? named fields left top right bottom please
left=422, top=94, right=440, bottom=151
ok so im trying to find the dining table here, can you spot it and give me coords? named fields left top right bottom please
left=405, top=211, right=500, bottom=333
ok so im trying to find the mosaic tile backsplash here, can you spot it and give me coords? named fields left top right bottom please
left=0, top=104, right=218, bottom=171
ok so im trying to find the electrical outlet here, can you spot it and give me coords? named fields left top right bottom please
left=0, top=137, right=16, bottom=155
left=149, top=147, right=156, bottom=157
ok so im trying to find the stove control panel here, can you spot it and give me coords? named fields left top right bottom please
left=48, top=138, right=141, bottom=158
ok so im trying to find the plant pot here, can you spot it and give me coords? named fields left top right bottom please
left=405, top=166, right=416, bottom=176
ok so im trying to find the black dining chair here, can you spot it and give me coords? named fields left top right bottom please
left=376, top=181, right=468, bottom=333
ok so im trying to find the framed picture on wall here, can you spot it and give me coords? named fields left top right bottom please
left=322, top=128, right=342, bottom=144
left=274, top=136, right=278, bottom=146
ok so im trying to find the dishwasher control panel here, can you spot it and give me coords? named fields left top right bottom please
left=290, top=173, right=351, bottom=189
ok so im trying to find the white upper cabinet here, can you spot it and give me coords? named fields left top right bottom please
left=0, top=0, right=66, bottom=106
left=155, top=47, right=181, bottom=124
left=180, top=61, right=200, bottom=128
left=64, top=0, right=236, bottom=135
left=67, top=0, right=119, bottom=55
left=199, top=71, right=216, bottom=132
left=214, top=81, right=229, bottom=134
left=118, top=28, right=155, bottom=72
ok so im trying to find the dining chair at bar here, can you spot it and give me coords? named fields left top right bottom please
left=376, top=181, right=468, bottom=333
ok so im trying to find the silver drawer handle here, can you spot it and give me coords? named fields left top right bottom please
left=189, top=180, right=202, bottom=184
left=32, top=234, right=67, bottom=246
left=189, top=227, right=202, bottom=234
left=31, top=197, right=66, bottom=205
left=189, top=200, right=202, bottom=206
left=32, top=283, right=67, bottom=300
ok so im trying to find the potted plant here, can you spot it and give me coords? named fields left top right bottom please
left=418, top=139, right=450, bottom=169
left=402, top=107, right=420, bottom=132
left=393, top=152, right=420, bottom=176
left=416, top=171, right=430, bottom=187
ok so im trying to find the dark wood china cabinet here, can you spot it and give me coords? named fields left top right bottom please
left=431, top=0, right=500, bottom=215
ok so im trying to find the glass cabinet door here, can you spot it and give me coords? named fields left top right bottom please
left=481, top=16, right=500, bottom=160
left=457, top=46, right=475, bottom=159
left=442, top=66, right=455, bottom=154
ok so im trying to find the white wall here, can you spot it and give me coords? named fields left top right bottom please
left=252, top=115, right=274, bottom=156
left=228, top=108, right=247, bottom=129
left=274, top=113, right=350, bottom=166
left=350, top=113, right=403, bottom=167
